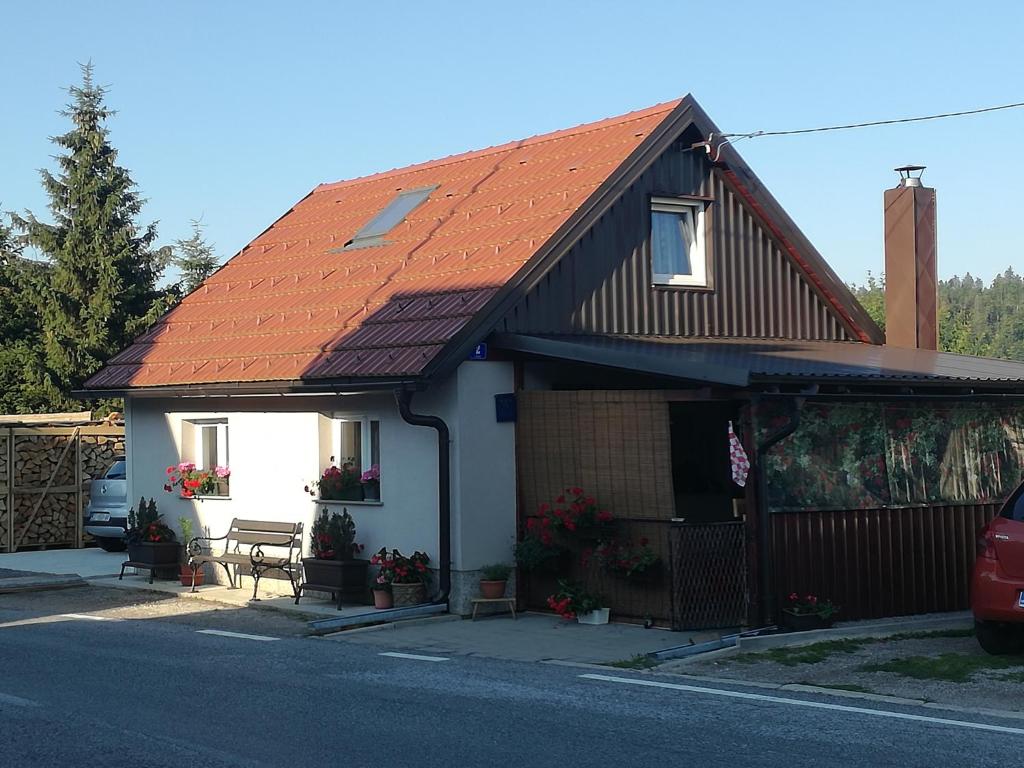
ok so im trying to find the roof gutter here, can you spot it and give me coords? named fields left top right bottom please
left=395, top=388, right=451, bottom=605
left=73, top=377, right=423, bottom=400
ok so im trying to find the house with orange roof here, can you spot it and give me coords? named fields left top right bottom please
left=84, top=96, right=1024, bottom=626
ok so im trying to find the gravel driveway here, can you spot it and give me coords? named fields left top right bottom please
left=680, top=631, right=1024, bottom=713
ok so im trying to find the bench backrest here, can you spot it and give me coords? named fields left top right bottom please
left=225, top=518, right=303, bottom=560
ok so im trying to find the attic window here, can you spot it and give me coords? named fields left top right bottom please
left=344, top=186, right=436, bottom=249
left=650, top=196, right=708, bottom=287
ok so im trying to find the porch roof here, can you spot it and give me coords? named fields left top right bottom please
left=491, top=334, right=1024, bottom=389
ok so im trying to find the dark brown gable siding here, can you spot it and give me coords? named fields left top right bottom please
left=498, top=143, right=853, bottom=341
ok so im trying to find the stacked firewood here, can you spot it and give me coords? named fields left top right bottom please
left=81, top=434, right=126, bottom=481
left=13, top=436, right=77, bottom=487
left=13, top=493, right=76, bottom=547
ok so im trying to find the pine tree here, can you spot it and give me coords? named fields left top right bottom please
left=173, top=219, right=220, bottom=295
left=12, top=64, right=172, bottom=403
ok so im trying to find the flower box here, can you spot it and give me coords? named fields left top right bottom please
left=127, top=541, right=181, bottom=579
left=301, top=558, right=370, bottom=603
left=391, top=582, right=426, bottom=607
left=781, top=610, right=834, bottom=632
left=577, top=608, right=610, bottom=625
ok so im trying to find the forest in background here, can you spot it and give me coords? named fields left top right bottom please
left=850, top=270, right=1024, bottom=360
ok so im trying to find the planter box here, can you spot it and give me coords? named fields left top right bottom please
left=391, top=582, right=426, bottom=607
left=126, top=541, right=181, bottom=580
left=301, top=558, right=370, bottom=604
left=781, top=610, right=834, bottom=632
left=322, top=486, right=364, bottom=502
left=362, top=483, right=380, bottom=501
left=577, top=608, right=610, bottom=625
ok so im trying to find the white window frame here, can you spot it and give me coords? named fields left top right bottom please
left=650, top=196, right=708, bottom=287
left=332, top=415, right=380, bottom=480
left=193, top=420, right=229, bottom=471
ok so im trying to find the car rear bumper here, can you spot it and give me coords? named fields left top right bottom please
left=84, top=517, right=128, bottom=540
left=971, top=558, right=1024, bottom=622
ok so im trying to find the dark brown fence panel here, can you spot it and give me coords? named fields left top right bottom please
left=669, top=522, right=748, bottom=630
left=770, top=503, right=999, bottom=620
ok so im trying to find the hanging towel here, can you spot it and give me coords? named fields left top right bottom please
left=728, top=421, right=750, bottom=487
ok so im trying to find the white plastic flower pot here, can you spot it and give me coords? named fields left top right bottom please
left=576, top=608, right=610, bottom=625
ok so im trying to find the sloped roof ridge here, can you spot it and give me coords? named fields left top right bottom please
left=316, top=99, right=683, bottom=193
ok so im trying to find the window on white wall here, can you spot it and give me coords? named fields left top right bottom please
left=185, top=419, right=229, bottom=496
left=335, top=416, right=381, bottom=486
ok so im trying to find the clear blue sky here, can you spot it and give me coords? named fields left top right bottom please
left=2, top=1, right=1022, bottom=284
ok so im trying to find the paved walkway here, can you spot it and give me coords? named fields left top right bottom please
left=332, top=613, right=715, bottom=664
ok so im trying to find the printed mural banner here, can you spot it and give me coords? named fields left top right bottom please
left=756, top=401, right=1024, bottom=512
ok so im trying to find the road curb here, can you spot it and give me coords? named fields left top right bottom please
left=0, top=574, right=86, bottom=593
left=655, top=671, right=1024, bottom=721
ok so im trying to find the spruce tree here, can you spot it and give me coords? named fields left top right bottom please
left=13, top=64, right=172, bottom=401
left=173, top=219, right=220, bottom=295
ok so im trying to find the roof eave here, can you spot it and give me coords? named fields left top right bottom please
left=73, top=375, right=424, bottom=400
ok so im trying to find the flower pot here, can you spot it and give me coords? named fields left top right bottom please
left=373, top=589, right=393, bottom=609
left=301, top=557, right=370, bottom=602
left=180, top=564, right=205, bottom=587
left=576, top=608, right=610, bottom=625
left=390, top=582, right=426, bottom=607
left=362, top=483, right=380, bottom=501
left=781, top=610, right=834, bottom=631
left=479, top=579, right=507, bottom=599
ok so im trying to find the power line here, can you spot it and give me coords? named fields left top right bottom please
left=720, top=101, right=1024, bottom=140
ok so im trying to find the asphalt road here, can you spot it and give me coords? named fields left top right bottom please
left=0, top=588, right=1020, bottom=767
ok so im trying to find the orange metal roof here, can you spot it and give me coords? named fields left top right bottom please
left=87, top=100, right=680, bottom=390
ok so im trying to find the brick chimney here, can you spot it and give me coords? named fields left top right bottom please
left=884, top=165, right=937, bottom=349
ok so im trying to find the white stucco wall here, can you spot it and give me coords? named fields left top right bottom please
left=126, top=392, right=439, bottom=565
left=124, top=360, right=517, bottom=611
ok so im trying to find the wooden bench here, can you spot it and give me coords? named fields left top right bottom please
left=471, top=597, right=517, bottom=620
left=186, top=518, right=303, bottom=601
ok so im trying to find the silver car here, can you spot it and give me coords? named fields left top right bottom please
left=84, top=457, right=128, bottom=552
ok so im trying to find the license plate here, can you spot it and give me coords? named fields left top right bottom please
left=1019, top=593, right=1024, bottom=609
left=90, top=513, right=110, bottom=523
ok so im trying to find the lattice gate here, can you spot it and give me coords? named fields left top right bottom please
left=670, top=522, right=748, bottom=630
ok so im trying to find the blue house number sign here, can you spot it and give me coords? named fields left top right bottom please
left=468, top=342, right=488, bottom=360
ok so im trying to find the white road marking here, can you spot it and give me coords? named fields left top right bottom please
left=61, top=613, right=113, bottom=621
left=379, top=651, right=450, bottom=662
left=0, top=691, right=39, bottom=708
left=580, top=674, right=1024, bottom=736
left=196, top=629, right=279, bottom=642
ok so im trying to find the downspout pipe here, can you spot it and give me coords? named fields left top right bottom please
left=395, top=388, right=451, bottom=604
left=753, top=394, right=805, bottom=625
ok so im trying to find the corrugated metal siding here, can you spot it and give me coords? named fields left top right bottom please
left=500, top=144, right=853, bottom=341
left=771, top=503, right=998, bottom=620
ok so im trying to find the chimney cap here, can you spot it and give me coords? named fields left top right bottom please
left=895, top=165, right=926, bottom=187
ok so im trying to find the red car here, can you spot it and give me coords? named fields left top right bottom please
left=972, top=486, right=1024, bottom=654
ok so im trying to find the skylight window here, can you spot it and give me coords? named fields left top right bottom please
left=344, top=185, right=436, bottom=249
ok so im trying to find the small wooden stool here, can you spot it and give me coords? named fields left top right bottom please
left=471, top=597, right=517, bottom=620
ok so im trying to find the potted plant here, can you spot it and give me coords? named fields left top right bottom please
left=164, top=463, right=230, bottom=498
left=177, top=516, right=205, bottom=586
left=371, top=548, right=430, bottom=607
left=540, top=487, right=614, bottom=540
left=479, top=563, right=512, bottom=599
left=514, top=519, right=570, bottom=573
left=781, top=592, right=839, bottom=631
left=300, top=507, right=369, bottom=604
left=360, top=464, right=381, bottom=501
left=126, top=498, right=180, bottom=578
left=546, top=580, right=608, bottom=625
left=590, top=538, right=662, bottom=583
left=304, top=458, right=363, bottom=501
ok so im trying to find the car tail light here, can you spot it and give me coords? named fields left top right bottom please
left=977, top=527, right=999, bottom=561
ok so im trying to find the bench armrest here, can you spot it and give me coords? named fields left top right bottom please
left=187, top=533, right=229, bottom=559
left=249, top=541, right=300, bottom=567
